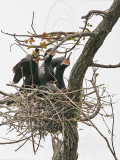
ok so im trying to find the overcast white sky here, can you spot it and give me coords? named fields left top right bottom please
left=0, top=0, right=120, bottom=160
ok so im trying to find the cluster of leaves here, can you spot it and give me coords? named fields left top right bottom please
left=32, top=49, right=40, bottom=63
left=24, top=21, right=93, bottom=52
left=25, top=32, right=62, bottom=50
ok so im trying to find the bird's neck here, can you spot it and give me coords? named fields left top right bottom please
left=55, top=66, right=66, bottom=89
left=31, top=62, right=40, bottom=84
left=45, top=56, right=54, bottom=81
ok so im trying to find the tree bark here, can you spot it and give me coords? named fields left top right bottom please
left=52, top=122, right=78, bottom=160
left=52, top=0, right=120, bottom=160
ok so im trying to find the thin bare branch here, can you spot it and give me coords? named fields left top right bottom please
left=51, top=32, right=95, bottom=53
left=90, top=119, right=118, bottom=160
left=0, top=90, right=13, bottom=97
left=31, top=11, right=37, bottom=34
left=91, top=62, right=120, bottom=68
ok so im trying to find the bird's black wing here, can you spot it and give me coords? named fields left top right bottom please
left=13, top=54, right=34, bottom=84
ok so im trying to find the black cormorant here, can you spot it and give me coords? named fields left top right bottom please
left=13, top=48, right=56, bottom=88
left=13, top=49, right=41, bottom=87
left=44, top=48, right=55, bottom=82
left=55, top=53, right=71, bottom=89
left=40, top=53, right=64, bottom=85
left=38, top=48, right=56, bottom=85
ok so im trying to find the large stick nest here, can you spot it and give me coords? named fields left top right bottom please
left=0, top=69, right=105, bottom=153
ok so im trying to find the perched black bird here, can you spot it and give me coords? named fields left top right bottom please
left=44, top=48, right=55, bottom=82
left=55, top=53, right=71, bottom=89
left=38, top=48, right=55, bottom=85
left=40, top=51, right=71, bottom=89
left=40, top=53, right=64, bottom=84
left=13, top=48, right=56, bottom=88
left=13, top=49, right=41, bottom=87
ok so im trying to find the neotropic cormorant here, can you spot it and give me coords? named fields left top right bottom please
left=44, top=48, right=55, bottom=82
left=55, top=53, right=71, bottom=89
left=38, top=48, right=55, bottom=85
left=13, top=49, right=41, bottom=87
left=40, top=53, right=64, bottom=84
left=13, top=48, right=56, bottom=88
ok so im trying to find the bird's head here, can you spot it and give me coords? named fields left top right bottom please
left=61, top=52, right=72, bottom=66
left=45, top=48, right=56, bottom=59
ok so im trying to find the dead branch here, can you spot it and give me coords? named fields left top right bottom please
left=88, top=117, right=118, bottom=160
left=31, top=11, right=37, bottom=35
left=81, top=10, right=107, bottom=20
left=91, top=62, right=120, bottom=68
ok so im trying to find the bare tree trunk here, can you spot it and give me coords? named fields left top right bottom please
left=52, top=122, right=78, bottom=160
left=52, top=0, right=120, bottom=159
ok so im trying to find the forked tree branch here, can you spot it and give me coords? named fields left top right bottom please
left=81, top=10, right=107, bottom=20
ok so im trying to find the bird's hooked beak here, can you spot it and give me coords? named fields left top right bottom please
left=62, top=52, right=72, bottom=66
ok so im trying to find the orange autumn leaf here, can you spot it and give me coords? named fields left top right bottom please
left=42, top=41, right=46, bottom=46
left=42, top=32, right=47, bottom=37
left=40, top=41, right=47, bottom=48
left=47, top=38, right=50, bottom=41
left=30, top=37, right=34, bottom=40
left=25, top=40, right=28, bottom=43
left=29, top=37, right=35, bottom=42
left=57, top=34, right=60, bottom=39
left=83, top=37, right=85, bottom=40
